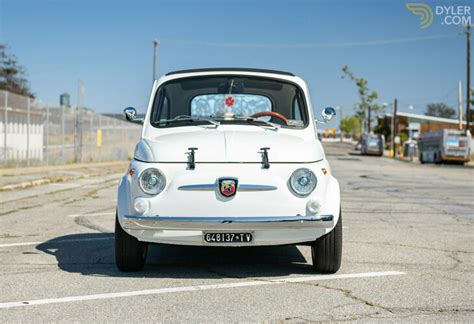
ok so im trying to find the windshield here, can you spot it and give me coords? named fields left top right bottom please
left=150, top=76, right=308, bottom=128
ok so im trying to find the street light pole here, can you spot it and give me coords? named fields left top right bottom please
left=153, top=39, right=160, bottom=82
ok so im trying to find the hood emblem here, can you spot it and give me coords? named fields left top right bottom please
left=219, top=178, right=238, bottom=197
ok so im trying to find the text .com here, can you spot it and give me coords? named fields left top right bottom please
left=436, top=6, right=471, bottom=25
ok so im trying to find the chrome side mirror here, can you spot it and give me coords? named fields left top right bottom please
left=321, top=107, right=336, bottom=122
left=124, top=107, right=144, bottom=124
left=315, top=107, right=336, bottom=124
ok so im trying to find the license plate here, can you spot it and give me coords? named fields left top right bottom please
left=203, top=232, right=253, bottom=244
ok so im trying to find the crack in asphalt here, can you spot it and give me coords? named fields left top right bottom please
left=295, top=281, right=393, bottom=314
left=447, top=251, right=463, bottom=270
left=203, top=267, right=395, bottom=317
left=62, top=182, right=118, bottom=206
left=73, top=216, right=111, bottom=233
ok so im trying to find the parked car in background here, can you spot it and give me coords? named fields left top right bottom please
left=360, top=133, right=384, bottom=156
left=354, top=139, right=362, bottom=151
left=418, top=129, right=472, bottom=164
left=116, top=68, right=343, bottom=273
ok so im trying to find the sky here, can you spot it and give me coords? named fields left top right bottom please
left=0, top=0, right=472, bottom=124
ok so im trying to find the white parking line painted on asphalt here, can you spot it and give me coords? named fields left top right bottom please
left=0, top=271, right=405, bottom=309
left=0, top=241, right=42, bottom=248
left=67, top=212, right=115, bottom=217
left=0, top=237, right=113, bottom=248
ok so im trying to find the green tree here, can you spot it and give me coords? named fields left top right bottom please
left=342, top=66, right=380, bottom=131
left=0, top=43, right=34, bottom=97
left=425, top=102, right=455, bottom=119
left=374, top=122, right=390, bottom=138
left=340, top=115, right=361, bottom=138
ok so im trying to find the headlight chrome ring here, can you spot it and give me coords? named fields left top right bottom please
left=289, top=168, right=317, bottom=197
left=138, top=168, right=166, bottom=195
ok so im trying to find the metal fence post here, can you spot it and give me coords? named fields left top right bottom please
left=45, top=103, right=49, bottom=165
left=27, top=97, right=30, bottom=166
left=98, top=114, right=102, bottom=162
left=61, top=104, right=64, bottom=162
left=90, top=112, right=94, bottom=162
left=3, top=91, right=7, bottom=165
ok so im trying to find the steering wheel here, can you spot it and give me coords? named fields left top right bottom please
left=251, top=111, right=288, bottom=123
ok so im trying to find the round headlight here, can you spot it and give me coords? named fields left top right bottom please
left=139, top=168, right=166, bottom=195
left=289, top=168, right=317, bottom=197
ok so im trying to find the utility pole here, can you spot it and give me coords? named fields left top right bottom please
left=153, top=39, right=159, bottom=82
left=466, top=23, right=471, bottom=133
left=391, top=98, right=398, bottom=158
left=458, top=80, right=463, bottom=130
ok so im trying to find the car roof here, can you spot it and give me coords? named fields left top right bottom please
left=165, top=68, right=295, bottom=77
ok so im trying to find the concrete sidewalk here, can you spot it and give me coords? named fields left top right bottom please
left=0, top=161, right=129, bottom=191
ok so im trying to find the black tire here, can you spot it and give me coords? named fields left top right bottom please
left=311, top=210, right=342, bottom=273
left=419, top=154, right=424, bottom=164
left=115, top=215, right=148, bottom=271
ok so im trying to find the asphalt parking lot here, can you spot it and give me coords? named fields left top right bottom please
left=0, top=142, right=473, bottom=322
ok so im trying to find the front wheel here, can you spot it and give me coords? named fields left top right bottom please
left=311, top=210, right=342, bottom=273
left=115, top=215, right=148, bottom=271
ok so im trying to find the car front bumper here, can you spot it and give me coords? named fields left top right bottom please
left=122, top=214, right=334, bottom=231
left=120, top=214, right=336, bottom=246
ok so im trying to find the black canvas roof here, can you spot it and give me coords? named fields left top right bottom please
left=165, top=68, right=295, bottom=77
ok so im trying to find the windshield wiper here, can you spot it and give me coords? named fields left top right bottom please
left=233, top=116, right=281, bottom=130
left=158, top=115, right=220, bottom=127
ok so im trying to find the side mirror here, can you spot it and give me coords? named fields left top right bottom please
left=321, top=107, right=336, bottom=123
left=124, top=107, right=144, bottom=124
left=315, top=107, right=336, bottom=124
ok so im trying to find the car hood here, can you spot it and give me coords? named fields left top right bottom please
left=135, top=129, right=324, bottom=163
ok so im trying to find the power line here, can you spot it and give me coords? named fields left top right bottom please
left=397, top=86, right=459, bottom=107
left=159, top=34, right=457, bottom=49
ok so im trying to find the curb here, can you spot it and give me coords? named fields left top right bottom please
left=0, top=160, right=129, bottom=177
left=0, top=178, right=52, bottom=191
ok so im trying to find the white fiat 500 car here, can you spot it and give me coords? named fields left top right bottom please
left=117, top=68, right=342, bottom=273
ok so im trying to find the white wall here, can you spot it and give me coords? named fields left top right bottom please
left=0, top=109, right=44, bottom=162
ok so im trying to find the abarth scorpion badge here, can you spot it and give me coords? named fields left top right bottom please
left=219, top=178, right=238, bottom=197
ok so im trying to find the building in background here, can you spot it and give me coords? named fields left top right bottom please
left=0, top=91, right=44, bottom=163
left=378, top=112, right=468, bottom=140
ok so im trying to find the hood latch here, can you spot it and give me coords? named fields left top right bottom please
left=260, top=147, right=270, bottom=169
left=187, top=147, right=198, bottom=170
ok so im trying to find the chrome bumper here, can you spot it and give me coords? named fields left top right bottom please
left=122, top=215, right=334, bottom=230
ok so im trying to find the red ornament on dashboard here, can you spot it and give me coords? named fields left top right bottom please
left=225, top=96, right=234, bottom=107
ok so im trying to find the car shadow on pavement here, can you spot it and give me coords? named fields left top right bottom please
left=36, top=233, right=316, bottom=278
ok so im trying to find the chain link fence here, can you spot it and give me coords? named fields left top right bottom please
left=0, top=90, right=141, bottom=167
